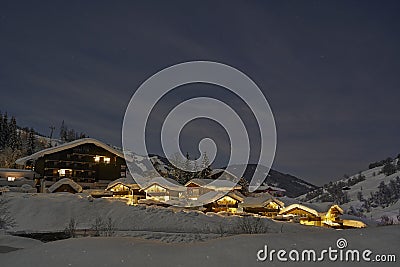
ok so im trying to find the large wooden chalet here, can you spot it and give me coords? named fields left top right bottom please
left=15, top=138, right=127, bottom=191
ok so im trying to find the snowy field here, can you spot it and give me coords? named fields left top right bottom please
left=0, top=192, right=399, bottom=266
left=1, top=225, right=399, bottom=267
left=3, top=192, right=309, bottom=238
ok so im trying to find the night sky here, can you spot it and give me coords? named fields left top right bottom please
left=1, top=1, right=399, bottom=185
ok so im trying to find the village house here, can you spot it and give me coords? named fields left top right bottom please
left=238, top=193, right=284, bottom=217
left=15, top=138, right=127, bottom=191
left=140, top=176, right=186, bottom=203
left=105, top=175, right=146, bottom=204
left=184, top=178, right=241, bottom=200
left=202, top=190, right=245, bottom=213
left=277, top=203, right=366, bottom=229
left=47, top=178, right=83, bottom=194
left=0, top=168, right=39, bottom=181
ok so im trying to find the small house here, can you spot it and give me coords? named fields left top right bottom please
left=239, top=193, right=284, bottom=217
left=203, top=190, right=245, bottom=213
left=47, top=178, right=83, bottom=194
left=105, top=175, right=146, bottom=204
left=184, top=178, right=241, bottom=200
left=278, top=203, right=321, bottom=224
left=141, top=177, right=186, bottom=202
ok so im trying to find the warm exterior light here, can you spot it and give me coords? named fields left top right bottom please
left=58, top=169, right=72, bottom=177
left=94, top=155, right=111, bottom=163
left=7, top=177, right=16, bottom=181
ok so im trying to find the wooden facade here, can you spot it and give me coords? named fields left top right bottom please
left=204, top=191, right=244, bottom=213
left=106, top=180, right=146, bottom=204
left=16, top=139, right=127, bottom=190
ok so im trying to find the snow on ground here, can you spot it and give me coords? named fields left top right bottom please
left=343, top=167, right=399, bottom=202
left=2, top=192, right=399, bottom=266
left=0, top=225, right=398, bottom=267
left=0, top=233, right=42, bottom=251
left=3, top=192, right=305, bottom=236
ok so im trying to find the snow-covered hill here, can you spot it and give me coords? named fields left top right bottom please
left=144, top=155, right=318, bottom=198
left=299, top=158, right=400, bottom=223
left=230, top=164, right=317, bottom=197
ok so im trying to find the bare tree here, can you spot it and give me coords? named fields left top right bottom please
left=236, top=217, right=269, bottom=234
left=91, top=217, right=104, bottom=237
left=104, top=217, right=116, bottom=237
left=64, top=217, right=77, bottom=238
left=90, top=216, right=116, bottom=237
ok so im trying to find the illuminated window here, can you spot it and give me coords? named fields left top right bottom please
left=59, top=169, right=72, bottom=177
left=94, top=155, right=111, bottom=164
left=146, top=185, right=166, bottom=193
left=7, top=177, right=16, bottom=181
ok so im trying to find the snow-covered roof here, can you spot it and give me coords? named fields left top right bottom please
left=185, top=178, right=217, bottom=187
left=239, top=193, right=284, bottom=208
left=0, top=168, right=39, bottom=173
left=197, top=191, right=226, bottom=203
left=278, top=203, right=319, bottom=217
left=141, top=177, right=186, bottom=192
left=326, top=204, right=344, bottom=215
left=223, top=191, right=245, bottom=202
left=47, top=178, right=83, bottom=193
left=106, top=177, right=140, bottom=191
left=185, top=178, right=241, bottom=191
left=255, top=185, right=286, bottom=192
left=196, top=190, right=244, bottom=203
left=15, top=138, right=124, bottom=165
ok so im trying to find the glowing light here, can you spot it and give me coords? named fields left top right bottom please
left=94, top=155, right=111, bottom=164
left=58, top=169, right=72, bottom=177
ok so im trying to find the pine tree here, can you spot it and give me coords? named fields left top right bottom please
left=200, top=152, right=212, bottom=179
left=27, top=128, right=36, bottom=155
left=16, top=131, right=22, bottom=150
left=182, top=152, right=192, bottom=184
left=67, top=129, right=76, bottom=142
left=238, top=177, right=249, bottom=194
left=170, top=153, right=183, bottom=183
left=192, top=159, right=199, bottom=179
left=1, top=113, right=9, bottom=149
left=7, top=116, right=18, bottom=150
left=357, top=191, right=363, bottom=201
left=60, top=120, right=67, bottom=141
left=382, top=162, right=396, bottom=176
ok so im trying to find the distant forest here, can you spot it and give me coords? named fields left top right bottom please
left=0, top=112, right=86, bottom=168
